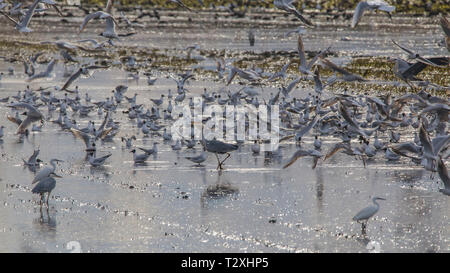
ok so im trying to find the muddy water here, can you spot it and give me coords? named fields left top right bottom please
left=0, top=9, right=448, bottom=252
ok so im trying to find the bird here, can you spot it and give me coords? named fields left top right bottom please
left=251, top=140, right=260, bottom=154
left=60, top=65, right=109, bottom=91
left=27, top=59, right=57, bottom=82
left=439, top=16, right=450, bottom=51
left=185, top=151, right=207, bottom=165
left=283, top=149, right=322, bottom=169
left=131, top=149, right=150, bottom=163
left=23, top=149, right=42, bottom=172
left=77, top=39, right=114, bottom=50
left=168, top=0, right=192, bottom=11
left=32, top=159, right=63, bottom=185
left=121, top=136, right=136, bottom=149
left=391, top=40, right=447, bottom=68
left=297, top=35, right=329, bottom=75
left=79, top=11, right=119, bottom=39
left=281, top=77, right=301, bottom=98
left=202, top=138, right=238, bottom=170
left=69, top=128, right=97, bottom=153
left=226, top=66, right=262, bottom=85
left=268, top=61, right=292, bottom=82
left=284, top=26, right=307, bottom=37
left=351, top=1, right=395, bottom=28
left=138, top=142, right=158, bottom=155
left=353, top=197, right=386, bottom=232
left=88, top=153, right=112, bottom=167
left=0, top=0, right=55, bottom=32
left=389, top=57, right=449, bottom=88
left=320, top=58, right=367, bottom=82
left=32, top=176, right=59, bottom=207
left=6, top=102, right=44, bottom=134
left=274, top=0, right=314, bottom=26
left=248, top=29, right=255, bottom=46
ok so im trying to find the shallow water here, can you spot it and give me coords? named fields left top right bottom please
left=0, top=9, right=449, bottom=253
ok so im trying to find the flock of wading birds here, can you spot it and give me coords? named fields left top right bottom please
left=0, top=0, right=449, bottom=232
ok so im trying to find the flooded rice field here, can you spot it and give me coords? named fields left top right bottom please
left=0, top=6, right=449, bottom=253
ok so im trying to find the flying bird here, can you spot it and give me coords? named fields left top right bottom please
left=351, top=0, right=395, bottom=28
left=274, top=0, right=314, bottom=26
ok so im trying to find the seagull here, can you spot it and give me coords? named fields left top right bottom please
left=131, top=149, right=150, bottom=163
left=297, top=35, right=329, bottom=75
left=69, top=128, right=97, bottom=153
left=274, top=0, right=313, bottom=26
left=60, top=65, right=109, bottom=91
left=88, top=153, right=112, bottom=167
left=0, top=0, right=52, bottom=32
left=77, top=39, right=114, bottom=50
left=23, top=148, right=42, bottom=172
left=7, top=102, right=44, bottom=134
left=226, top=67, right=262, bottom=85
left=320, top=57, right=367, bottom=82
left=138, top=142, right=158, bottom=155
left=79, top=11, right=119, bottom=40
left=282, top=149, right=322, bottom=169
left=351, top=1, right=395, bottom=28
left=27, top=59, right=57, bottom=82
left=185, top=151, right=207, bottom=165
left=391, top=40, right=446, bottom=67
left=284, top=26, right=307, bottom=37
left=281, top=77, right=300, bottom=98
left=268, top=61, right=292, bottom=81
left=121, top=136, right=136, bottom=149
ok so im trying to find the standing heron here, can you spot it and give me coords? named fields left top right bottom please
left=202, top=139, right=238, bottom=170
left=353, top=197, right=386, bottom=233
left=32, top=176, right=59, bottom=207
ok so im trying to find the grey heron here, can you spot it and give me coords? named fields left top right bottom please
left=353, top=197, right=386, bottom=232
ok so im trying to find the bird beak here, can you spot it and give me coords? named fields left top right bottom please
left=377, top=197, right=386, bottom=201
left=50, top=172, right=63, bottom=178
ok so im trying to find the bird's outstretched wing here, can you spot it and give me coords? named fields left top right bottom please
left=70, top=128, right=92, bottom=148
left=439, top=16, right=450, bottom=37
left=61, top=68, right=82, bottom=91
left=437, top=156, right=450, bottom=191
left=79, top=11, right=117, bottom=33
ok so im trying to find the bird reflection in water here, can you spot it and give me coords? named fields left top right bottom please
left=200, top=171, right=239, bottom=208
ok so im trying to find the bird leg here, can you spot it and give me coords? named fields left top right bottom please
left=219, top=153, right=231, bottom=167
left=46, top=191, right=51, bottom=206
left=361, top=222, right=367, bottom=236
left=215, top=153, right=223, bottom=170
